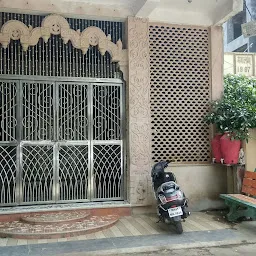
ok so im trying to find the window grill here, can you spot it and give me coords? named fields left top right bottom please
left=149, top=24, right=211, bottom=163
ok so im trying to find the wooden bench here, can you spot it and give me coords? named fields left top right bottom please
left=220, top=171, right=256, bottom=222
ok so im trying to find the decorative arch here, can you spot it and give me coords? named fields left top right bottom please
left=0, top=14, right=128, bottom=80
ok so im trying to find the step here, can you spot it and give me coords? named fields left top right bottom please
left=0, top=203, right=131, bottom=222
left=21, top=211, right=90, bottom=225
left=0, top=215, right=119, bottom=239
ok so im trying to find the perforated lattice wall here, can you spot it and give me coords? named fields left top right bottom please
left=149, top=24, right=211, bottom=163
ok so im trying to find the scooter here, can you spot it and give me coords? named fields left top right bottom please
left=151, top=160, right=190, bottom=234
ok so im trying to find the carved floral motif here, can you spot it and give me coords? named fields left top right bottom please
left=128, top=17, right=150, bottom=120
left=136, top=180, right=147, bottom=202
left=128, top=16, right=151, bottom=167
left=128, top=17, right=151, bottom=206
left=130, top=123, right=151, bottom=166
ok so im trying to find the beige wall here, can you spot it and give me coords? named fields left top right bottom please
left=0, top=0, right=132, bottom=20
left=138, top=164, right=228, bottom=212
left=210, top=26, right=224, bottom=101
left=245, top=129, right=256, bottom=172
left=126, top=22, right=226, bottom=211
left=167, top=165, right=227, bottom=211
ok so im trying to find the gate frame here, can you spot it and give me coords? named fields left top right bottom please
left=0, top=74, right=126, bottom=206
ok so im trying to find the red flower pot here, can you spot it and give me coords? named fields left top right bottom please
left=211, top=134, right=223, bottom=163
left=220, top=133, right=241, bottom=165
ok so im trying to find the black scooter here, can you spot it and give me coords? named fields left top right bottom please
left=151, top=160, right=190, bottom=234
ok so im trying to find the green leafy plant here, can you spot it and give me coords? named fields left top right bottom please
left=204, top=74, right=256, bottom=142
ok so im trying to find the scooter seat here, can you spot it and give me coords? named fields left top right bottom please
left=157, top=181, right=179, bottom=193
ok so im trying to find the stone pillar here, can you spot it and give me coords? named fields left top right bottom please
left=127, top=17, right=152, bottom=206
left=210, top=26, right=224, bottom=101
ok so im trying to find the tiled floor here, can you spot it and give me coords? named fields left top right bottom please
left=0, top=211, right=231, bottom=247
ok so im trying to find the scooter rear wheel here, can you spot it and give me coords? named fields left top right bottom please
left=175, top=221, right=183, bottom=234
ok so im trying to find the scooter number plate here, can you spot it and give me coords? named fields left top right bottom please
left=168, top=207, right=183, bottom=217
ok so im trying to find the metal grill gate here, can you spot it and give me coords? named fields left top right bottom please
left=0, top=77, right=124, bottom=206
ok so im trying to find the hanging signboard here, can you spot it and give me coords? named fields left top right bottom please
left=242, top=21, right=256, bottom=38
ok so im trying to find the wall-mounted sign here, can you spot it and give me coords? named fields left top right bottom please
left=235, top=55, right=253, bottom=76
left=242, top=21, right=256, bottom=38
left=224, top=53, right=255, bottom=77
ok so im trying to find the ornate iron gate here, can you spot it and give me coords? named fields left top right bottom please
left=0, top=77, right=124, bottom=205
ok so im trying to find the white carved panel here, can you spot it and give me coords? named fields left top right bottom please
left=0, top=14, right=126, bottom=64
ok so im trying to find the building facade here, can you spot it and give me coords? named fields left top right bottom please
left=223, top=0, right=256, bottom=52
left=0, top=0, right=243, bottom=212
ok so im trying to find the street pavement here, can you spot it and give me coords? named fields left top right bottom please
left=127, top=243, right=256, bottom=256
left=0, top=212, right=255, bottom=256
left=1, top=228, right=254, bottom=256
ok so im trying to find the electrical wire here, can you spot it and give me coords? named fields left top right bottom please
left=245, top=0, right=253, bottom=20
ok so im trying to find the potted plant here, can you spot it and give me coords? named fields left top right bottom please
left=204, top=74, right=256, bottom=165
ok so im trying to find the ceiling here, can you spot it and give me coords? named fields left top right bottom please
left=0, top=0, right=243, bottom=26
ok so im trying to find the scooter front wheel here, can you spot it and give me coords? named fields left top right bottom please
left=174, top=221, right=183, bottom=234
